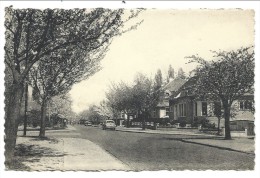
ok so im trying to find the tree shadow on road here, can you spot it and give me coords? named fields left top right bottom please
left=15, top=143, right=64, bottom=157
left=161, top=136, right=255, bottom=156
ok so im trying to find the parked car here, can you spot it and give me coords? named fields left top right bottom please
left=84, top=121, right=92, bottom=126
left=102, top=120, right=116, bottom=130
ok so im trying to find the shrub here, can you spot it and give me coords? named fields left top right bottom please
left=179, top=120, right=186, bottom=127
left=161, top=118, right=171, bottom=126
left=170, top=120, right=178, bottom=125
left=192, top=116, right=215, bottom=129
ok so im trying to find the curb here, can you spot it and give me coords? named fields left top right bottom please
left=115, top=128, right=220, bottom=137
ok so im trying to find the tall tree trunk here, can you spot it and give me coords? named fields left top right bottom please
left=23, top=82, right=28, bottom=136
left=4, top=83, right=24, bottom=167
left=223, top=101, right=232, bottom=140
left=39, top=99, right=48, bottom=137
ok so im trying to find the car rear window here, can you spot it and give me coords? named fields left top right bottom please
left=106, top=121, right=114, bottom=123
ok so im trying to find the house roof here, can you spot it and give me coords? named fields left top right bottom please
left=162, top=77, right=186, bottom=93
left=177, top=76, right=198, bottom=90
left=170, top=76, right=198, bottom=100
left=155, top=78, right=186, bottom=108
left=171, top=76, right=254, bottom=101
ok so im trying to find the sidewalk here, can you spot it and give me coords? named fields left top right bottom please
left=115, top=126, right=216, bottom=136
left=14, top=130, right=130, bottom=171
left=115, top=126, right=255, bottom=154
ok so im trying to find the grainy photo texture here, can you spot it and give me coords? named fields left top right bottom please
left=4, top=7, right=255, bottom=171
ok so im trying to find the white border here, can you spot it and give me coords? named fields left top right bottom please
left=0, top=1, right=259, bottom=178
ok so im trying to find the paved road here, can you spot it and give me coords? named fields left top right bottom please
left=51, top=125, right=255, bottom=171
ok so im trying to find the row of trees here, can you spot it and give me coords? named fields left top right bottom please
left=77, top=71, right=163, bottom=128
left=97, top=65, right=186, bottom=128
left=105, top=73, right=163, bottom=129
left=4, top=7, right=141, bottom=167
left=78, top=104, right=108, bottom=125
left=21, top=94, right=75, bottom=128
left=166, top=65, right=186, bottom=82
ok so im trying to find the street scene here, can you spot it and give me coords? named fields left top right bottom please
left=14, top=124, right=254, bottom=171
left=2, top=2, right=257, bottom=172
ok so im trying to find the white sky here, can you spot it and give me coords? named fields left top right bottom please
left=69, top=9, right=255, bottom=113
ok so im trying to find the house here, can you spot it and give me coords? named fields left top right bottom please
left=169, top=77, right=254, bottom=130
left=152, top=77, right=186, bottom=123
left=114, top=111, right=133, bottom=126
left=169, top=77, right=197, bottom=125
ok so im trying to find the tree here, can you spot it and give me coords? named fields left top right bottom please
left=167, top=65, right=174, bottom=82
left=4, top=7, right=142, bottom=166
left=154, top=69, right=163, bottom=88
left=88, top=105, right=105, bottom=124
left=213, top=101, right=222, bottom=135
left=177, top=67, right=186, bottom=79
left=30, top=46, right=102, bottom=137
left=49, top=94, right=75, bottom=123
left=188, top=47, right=254, bottom=139
left=79, top=105, right=105, bottom=125
left=106, top=81, right=135, bottom=127
left=98, top=100, right=121, bottom=123
left=106, top=73, right=162, bottom=129
left=132, top=73, right=162, bottom=130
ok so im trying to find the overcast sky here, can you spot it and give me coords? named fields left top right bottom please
left=69, top=9, right=254, bottom=114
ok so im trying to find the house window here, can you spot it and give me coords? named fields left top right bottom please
left=240, top=102, right=244, bottom=110
left=184, top=103, right=187, bottom=116
left=179, top=104, right=181, bottom=117
left=239, top=100, right=253, bottom=110
left=178, top=103, right=186, bottom=117
left=202, top=102, right=207, bottom=116
left=166, top=107, right=169, bottom=116
left=194, top=102, right=198, bottom=116
left=213, top=102, right=222, bottom=117
left=245, top=100, right=252, bottom=110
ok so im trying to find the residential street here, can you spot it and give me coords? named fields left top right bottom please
left=42, top=125, right=255, bottom=171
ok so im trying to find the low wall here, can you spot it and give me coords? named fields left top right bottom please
left=231, top=131, right=248, bottom=137
left=222, top=128, right=254, bottom=137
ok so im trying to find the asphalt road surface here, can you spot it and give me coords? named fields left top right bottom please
left=55, top=125, right=255, bottom=171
